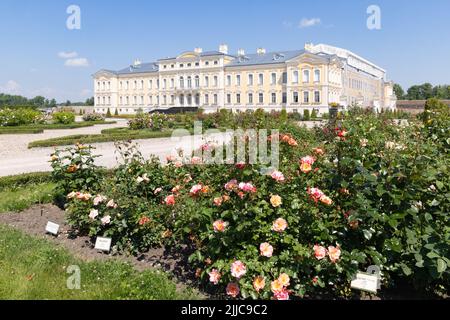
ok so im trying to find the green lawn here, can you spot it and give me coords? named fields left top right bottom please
left=0, top=121, right=116, bottom=135
left=0, top=182, right=55, bottom=213
left=0, top=225, right=200, bottom=300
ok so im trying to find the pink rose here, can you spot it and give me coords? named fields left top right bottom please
left=101, top=215, right=111, bottom=225
left=230, top=260, right=247, bottom=279
left=89, top=209, right=99, bottom=220
left=313, top=245, right=327, bottom=260
left=226, top=282, right=240, bottom=298
left=270, top=170, right=285, bottom=182
left=208, top=269, right=221, bottom=285
left=164, top=194, right=176, bottom=206
left=260, top=242, right=274, bottom=257
left=328, top=245, right=341, bottom=263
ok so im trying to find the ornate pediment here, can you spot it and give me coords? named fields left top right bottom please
left=287, top=52, right=330, bottom=65
left=92, top=69, right=116, bottom=78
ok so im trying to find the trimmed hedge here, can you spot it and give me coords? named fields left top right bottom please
left=0, top=172, right=53, bottom=191
left=0, top=121, right=116, bottom=134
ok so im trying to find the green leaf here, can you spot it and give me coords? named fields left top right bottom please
left=435, top=181, right=444, bottom=190
left=426, top=251, right=440, bottom=259
left=400, top=263, right=412, bottom=276
left=437, top=258, right=447, bottom=273
left=363, top=229, right=373, bottom=240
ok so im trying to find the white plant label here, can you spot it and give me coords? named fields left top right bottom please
left=45, top=221, right=60, bottom=235
left=350, top=272, right=379, bottom=293
left=95, top=237, right=112, bottom=252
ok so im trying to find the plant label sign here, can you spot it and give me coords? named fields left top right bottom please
left=350, top=272, right=379, bottom=293
left=95, top=237, right=112, bottom=252
left=45, top=221, right=60, bottom=236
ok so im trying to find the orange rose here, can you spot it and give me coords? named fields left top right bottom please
left=300, top=162, right=312, bottom=173
left=271, top=279, right=284, bottom=293
left=278, top=273, right=290, bottom=287
left=253, top=276, right=266, bottom=292
left=328, top=245, right=341, bottom=263
left=270, top=195, right=282, bottom=207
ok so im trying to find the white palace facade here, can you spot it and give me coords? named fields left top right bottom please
left=93, top=43, right=396, bottom=115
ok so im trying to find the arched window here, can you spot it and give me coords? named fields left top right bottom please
left=180, top=94, right=185, bottom=105
left=303, top=70, right=310, bottom=83
left=187, top=76, right=192, bottom=88
left=180, top=77, right=184, bottom=88
left=187, top=94, right=192, bottom=105
left=195, top=94, right=200, bottom=105
left=204, top=76, right=209, bottom=87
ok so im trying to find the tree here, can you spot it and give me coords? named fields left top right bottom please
left=114, top=108, right=119, bottom=116
left=85, top=97, right=94, bottom=106
left=65, top=100, right=72, bottom=106
left=106, top=108, right=112, bottom=117
left=393, top=83, right=405, bottom=100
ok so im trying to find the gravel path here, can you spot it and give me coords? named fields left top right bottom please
left=0, top=118, right=232, bottom=177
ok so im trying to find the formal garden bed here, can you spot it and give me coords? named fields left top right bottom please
left=43, top=101, right=449, bottom=300
left=1, top=100, right=448, bottom=300
left=0, top=107, right=115, bottom=135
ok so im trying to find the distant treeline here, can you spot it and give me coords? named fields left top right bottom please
left=394, top=83, right=450, bottom=100
left=0, top=93, right=94, bottom=108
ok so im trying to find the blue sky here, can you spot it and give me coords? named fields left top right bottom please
left=0, top=0, right=449, bottom=102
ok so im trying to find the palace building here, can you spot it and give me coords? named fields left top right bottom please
left=93, top=43, right=397, bottom=115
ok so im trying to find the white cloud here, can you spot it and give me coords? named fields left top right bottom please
left=299, top=18, right=321, bottom=28
left=65, top=58, right=90, bottom=67
left=58, top=51, right=78, bottom=59
left=0, top=80, right=21, bottom=94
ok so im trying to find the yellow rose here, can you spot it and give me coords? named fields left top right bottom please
left=270, top=195, right=282, bottom=207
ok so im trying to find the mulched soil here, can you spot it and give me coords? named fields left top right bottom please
left=0, top=204, right=445, bottom=300
left=0, top=204, right=208, bottom=298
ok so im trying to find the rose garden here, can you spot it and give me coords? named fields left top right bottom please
left=35, top=99, right=449, bottom=300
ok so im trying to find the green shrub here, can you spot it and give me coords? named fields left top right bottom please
left=303, top=109, right=310, bottom=121
left=52, top=111, right=75, bottom=124
left=311, top=109, right=318, bottom=119
left=82, top=113, right=105, bottom=122
left=0, top=172, right=52, bottom=191
left=0, top=108, right=44, bottom=126
left=106, top=108, right=112, bottom=117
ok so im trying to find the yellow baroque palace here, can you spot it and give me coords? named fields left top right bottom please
left=93, top=43, right=396, bottom=115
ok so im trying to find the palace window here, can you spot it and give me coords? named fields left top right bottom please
left=171, top=95, right=175, bottom=104
left=195, top=76, right=200, bottom=88
left=282, top=92, right=287, bottom=104
left=213, top=94, right=218, bottom=105
left=195, top=62, right=199, bottom=67
left=227, top=94, right=231, bottom=104
left=258, top=73, right=264, bottom=85
left=149, top=95, right=152, bottom=105
left=187, top=63, right=191, bottom=67
left=126, top=96, right=129, bottom=105
left=271, top=73, right=276, bottom=85
left=180, top=63, right=184, bottom=68
left=102, top=82, right=105, bottom=90
left=282, top=72, right=287, bottom=84
left=171, top=64, right=175, bottom=68
left=303, top=91, right=309, bottom=103
left=258, top=93, right=264, bottom=103
left=148, top=80, right=152, bottom=89
left=205, top=61, right=209, bottom=66
left=120, top=96, right=123, bottom=105
left=271, top=93, right=276, bottom=103
left=140, top=80, right=144, bottom=89
left=195, top=94, right=200, bottom=105
left=204, top=94, right=209, bottom=105
left=314, top=69, right=320, bottom=82
left=236, top=93, right=241, bottom=104
left=227, top=75, right=231, bottom=86
left=156, top=79, right=160, bottom=89
left=303, top=70, right=310, bottom=83
left=248, top=93, right=253, bottom=104
left=314, top=91, right=320, bottom=103
left=120, top=81, right=123, bottom=90
left=187, top=94, right=192, bottom=105
left=140, top=96, right=144, bottom=105
left=180, top=95, right=185, bottom=105
left=170, top=78, right=174, bottom=88
left=126, top=81, right=129, bottom=90
left=187, top=76, right=192, bottom=88
left=163, top=95, right=167, bottom=105
left=213, top=76, right=218, bottom=87
left=134, top=81, right=137, bottom=90
left=163, top=79, right=167, bottom=89
left=156, top=96, right=160, bottom=105
left=108, top=82, right=111, bottom=90
left=293, top=91, right=299, bottom=103
left=214, top=60, right=218, bottom=65
left=236, top=75, right=241, bottom=86
left=293, top=71, right=299, bottom=84
left=180, top=77, right=184, bottom=88
left=97, top=82, right=101, bottom=90
left=248, top=74, right=254, bottom=86
left=133, top=96, right=137, bottom=105
left=204, top=76, right=209, bottom=87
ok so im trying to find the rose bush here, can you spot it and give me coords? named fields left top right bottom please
left=53, top=107, right=449, bottom=299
